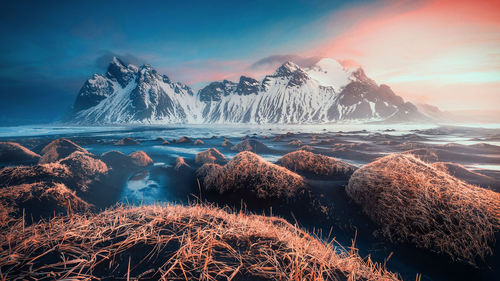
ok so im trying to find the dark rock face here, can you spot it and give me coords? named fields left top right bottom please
left=105, top=57, right=136, bottom=88
left=73, top=74, right=114, bottom=113
left=328, top=80, right=426, bottom=121
left=235, top=76, right=259, bottom=95
left=198, top=80, right=237, bottom=102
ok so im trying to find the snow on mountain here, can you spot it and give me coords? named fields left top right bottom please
left=305, top=58, right=355, bottom=91
left=69, top=57, right=430, bottom=124
left=71, top=57, right=202, bottom=124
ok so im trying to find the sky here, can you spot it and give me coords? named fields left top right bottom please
left=0, top=0, right=499, bottom=124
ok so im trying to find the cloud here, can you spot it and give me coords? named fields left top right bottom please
left=301, top=0, right=500, bottom=110
left=250, top=54, right=321, bottom=70
left=95, top=51, right=148, bottom=69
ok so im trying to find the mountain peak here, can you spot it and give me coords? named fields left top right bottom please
left=110, top=56, right=127, bottom=68
left=273, top=61, right=301, bottom=76
left=71, top=56, right=430, bottom=124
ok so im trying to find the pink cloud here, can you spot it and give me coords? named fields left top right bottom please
left=304, top=0, right=500, bottom=110
left=152, top=0, right=500, bottom=111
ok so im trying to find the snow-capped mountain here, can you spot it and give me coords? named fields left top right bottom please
left=69, top=57, right=429, bottom=124
left=71, top=57, right=202, bottom=124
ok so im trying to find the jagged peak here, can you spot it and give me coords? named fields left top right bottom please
left=273, top=61, right=302, bottom=76
left=238, top=75, right=258, bottom=84
left=109, top=56, right=127, bottom=68
left=350, top=67, right=376, bottom=86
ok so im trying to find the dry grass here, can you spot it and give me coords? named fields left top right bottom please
left=0, top=142, right=40, bottom=163
left=174, top=157, right=192, bottom=173
left=39, top=138, right=88, bottom=164
left=277, top=150, right=357, bottom=178
left=0, top=152, right=108, bottom=194
left=195, top=148, right=228, bottom=165
left=402, top=148, right=439, bottom=162
left=298, top=145, right=314, bottom=152
left=431, top=162, right=493, bottom=181
left=0, top=182, right=90, bottom=227
left=175, top=136, right=192, bottom=143
left=115, top=137, right=140, bottom=146
left=230, top=139, right=272, bottom=153
left=0, top=163, right=72, bottom=188
left=221, top=139, right=233, bottom=147
left=58, top=151, right=109, bottom=189
left=129, top=151, right=154, bottom=167
left=346, top=153, right=500, bottom=265
left=288, top=139, right=303, bottom=146
left=0, top=204, right=401, bottom=280
left=197, top=151, right=306, bottom=201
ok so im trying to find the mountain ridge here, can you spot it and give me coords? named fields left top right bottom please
left=69, top=57, right=432, bottom=124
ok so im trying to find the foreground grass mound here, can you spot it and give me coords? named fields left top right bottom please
left=0, top=163, right=72, bottom=188
left=197, top=151, right=306, bottom=200
left=195, top=148, right=227, bottom=165
left=100, top=150, right=153, bottom=171
left=346, top=154, right=500, bottom=265
left=230, top=139, right=273, bottom=153
left=39, top=138, right=89, bottom=164
left=0, top=182, right=89, bottom=227
left=277, top=150, right=357, bottom=179
left=0, top=142, right=40, bottom=164
left=0, top=204, right=400, bottom=281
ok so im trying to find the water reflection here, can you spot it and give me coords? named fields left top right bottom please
left=121, top=170, right=166, bottom=204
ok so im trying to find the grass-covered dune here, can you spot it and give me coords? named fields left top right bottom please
left=0, top=204, right=400, bottom=281
left=277, top=150, right=357, bottom=179
left=346, top=153, right=500, bottom=265
left=196, top=151, right=307, bottom=202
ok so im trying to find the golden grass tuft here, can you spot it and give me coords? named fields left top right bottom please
left=402, top=148, right=439, bottom=162
left=230, top=139, right=272, bottom=153
left=0, top=182, right=90, bottom=227
left=288, top=139, right=303, bottom=146
left=174, top=157, right=192, bottom=173
left=195, top=148, right=228, bottom=165
left=0, top=204, right=401, bottom=280
left=115, top=137, right=140, bottom=146
left=175, top=136, right=192, bottom=143
left=221, top=139, right=233, bottom=147
left=0, top=163, right=72, bottom=188
left=129, top=151, right=154, bottom=167
left=197, top=151, right=305, bottom=200
left=39, top=138, right=88, bottom=164
left=277, top=150, right=356, bottom=178
left=346, top=153, right=500, bottom=265
left=298, top=145, right=314, bottom=152
left=58, top=151, right=108, bottom=177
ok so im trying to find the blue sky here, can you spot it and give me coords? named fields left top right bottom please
left=1, top=0, right=365, bottom=124
left=1, top=0, right=499, bottom=124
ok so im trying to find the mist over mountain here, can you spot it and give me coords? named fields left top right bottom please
left=68, top=57, right=432, bottom=124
